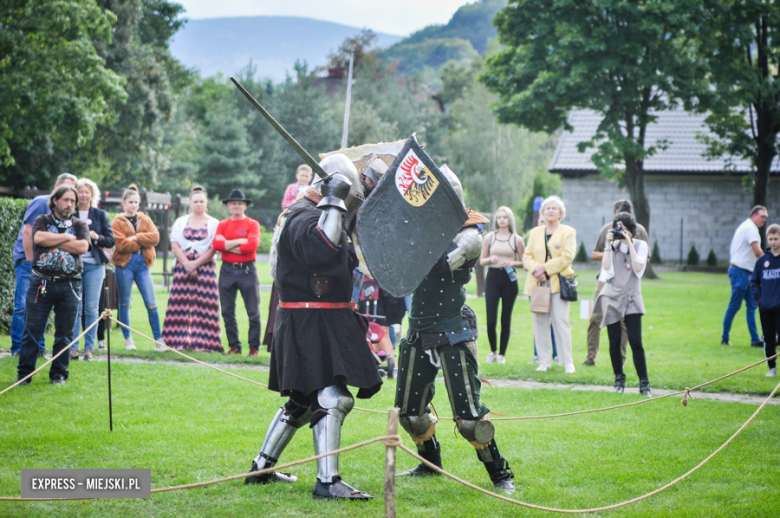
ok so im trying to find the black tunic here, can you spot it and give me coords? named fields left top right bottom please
left=268, top=208, right=382, bottom=399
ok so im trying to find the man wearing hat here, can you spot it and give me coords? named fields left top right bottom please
left=213, top=189, right=262, bottom=356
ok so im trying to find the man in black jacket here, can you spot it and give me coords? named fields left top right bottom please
left=16, top=185, right=91, bottom=385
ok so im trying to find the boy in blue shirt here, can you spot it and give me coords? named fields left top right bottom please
left=750, top=223, right=780, bottom=377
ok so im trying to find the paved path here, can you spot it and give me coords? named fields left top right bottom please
left=5, top=352, right=772, bottom=407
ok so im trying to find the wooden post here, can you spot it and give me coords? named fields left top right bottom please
left=384, top=407, right=400, bottom=518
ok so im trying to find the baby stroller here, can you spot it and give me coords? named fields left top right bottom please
left=357, top=274, right=396, bottom=379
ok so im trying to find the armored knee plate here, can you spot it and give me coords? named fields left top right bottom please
left=399, top=413, right=438, bottom=446
left=316, top=384, right=354, bottom=424
left=457, top=418, right=495, bottom=455
left=313, top=385, right=354, bottom=484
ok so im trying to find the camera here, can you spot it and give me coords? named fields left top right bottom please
left=612, top=220, right=625, bottom=241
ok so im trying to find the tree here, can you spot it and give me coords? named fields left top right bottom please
left=482, top=0, right=709, bottom=248
left=87, top=0, right=189, bottom=188
left=196, top=95, right=261, bottom=201
left=441, top=52, right=557, bottom=214
left=0, top=0, right=125, bottom=188
left=697, top=0, right=780, bottom=211
left=327, top=28, right=382, bottom=72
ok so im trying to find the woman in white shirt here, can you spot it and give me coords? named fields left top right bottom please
left=161, top=186, right=223, bottom=352
left=593, top=212, right=651, bottom=396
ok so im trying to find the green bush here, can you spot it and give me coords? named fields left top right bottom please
left=0, top=198, right=30, bottom=332
left=258, top=224, right=273, bottom=254
left=574, top=241, right=588, bottom=262
left=651, top=240, right=662, bottom=264
left=686, top=244, right=700, bottom=266
left=706, top=249, right=718, bottom=266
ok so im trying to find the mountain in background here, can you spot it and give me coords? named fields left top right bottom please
left=380, top=0, right=506, bottom=74
left=169, top=16, right=403, bottom=80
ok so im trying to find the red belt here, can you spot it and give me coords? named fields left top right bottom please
left=279, top=301, right=358, bottom=311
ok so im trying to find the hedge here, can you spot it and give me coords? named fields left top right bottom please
left=0, top=198, right=30, bottom=332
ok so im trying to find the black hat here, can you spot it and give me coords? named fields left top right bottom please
left=222, top=189, right=252, bottom=206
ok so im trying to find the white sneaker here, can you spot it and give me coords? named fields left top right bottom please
left=155, top=339, right=168, bottom=352
left=124, top=337, right=136, bottom=351
left=564, top=363, right=576, bottom=374
left=98, top=340, right=106, bottom=350
left=553, top=356, right=562, bottom=365
left=486, top=352, right=497, bottom=363
left=767, top=368, right=777, bottom=377
left=497, top=355, right=506, bottom=364
left=528, top=356, right=539, bottom=365
left=536, top=364, right=550, bottom=372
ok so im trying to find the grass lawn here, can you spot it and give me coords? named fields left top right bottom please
left=0, top=358, right=778, bottom=517
left=1, top=270, right=779, bottom=515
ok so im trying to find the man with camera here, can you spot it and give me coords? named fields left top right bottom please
left=584, top=200, right=648, bottom=366
left=16, top=185, right=91, bottom=385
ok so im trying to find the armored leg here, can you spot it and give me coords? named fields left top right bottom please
left=311, top=384, right=372, bottom=500
left=441, top=341, right=515, bottom=494
left=246, top=398, right=311, bottom=485
left=394, top=337, right=442, bottom=476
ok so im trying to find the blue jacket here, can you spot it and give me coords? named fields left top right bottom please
left=79, top=207, right=115, bottom=265
left=750, top=251, right=780, bottom=311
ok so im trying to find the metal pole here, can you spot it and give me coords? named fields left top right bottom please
left=384, top=407, right=400, bottom=518
left=341, top=53, right=354, bottom=149
left=105, top=286, right=113, bottom=432
left=680, top=217, right=684, bottom=264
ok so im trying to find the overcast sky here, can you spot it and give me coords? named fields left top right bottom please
left=177, top=0, right=473, bottom=36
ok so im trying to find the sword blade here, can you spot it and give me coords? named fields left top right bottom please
left=340, top=53, right=354, bottom=149
left=230, top=77, right=327, bottom=179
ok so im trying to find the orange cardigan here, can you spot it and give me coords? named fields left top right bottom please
left=112, top=212, right=160, bottom=268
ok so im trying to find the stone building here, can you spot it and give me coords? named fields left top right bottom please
left=549, top=109, right=780, bottom=263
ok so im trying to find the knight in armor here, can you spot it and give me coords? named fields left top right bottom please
left=245, top=154, right=382, bottom=500
left=393, top=166, right=516, bottom=494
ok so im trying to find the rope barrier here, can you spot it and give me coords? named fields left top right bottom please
left=108, top=317, right=269, bottom=389
left=0, top=434, right=404, bottom=501
left=108, top=316, right=391, bottom=414
left=0, top=310, right=109, bottom=397
left=397, top=377, right=780, bottom=513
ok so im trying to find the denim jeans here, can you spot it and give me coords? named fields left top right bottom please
left=17, top=276, right=81, bottom=381
left=71, top=263, right=106, bottom=352
left=11, top=260, right=46, bottom=354
left=115, top=254, right=161, bottom=340
left=722, top=265, right=760, bottom=343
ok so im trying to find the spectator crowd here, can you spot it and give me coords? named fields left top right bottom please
left=7, top=168, right=776, bottom=390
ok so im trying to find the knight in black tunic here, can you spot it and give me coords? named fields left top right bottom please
left=245, top=155, right=381, bottom=500
left=393, top=167, right=516, bottom=494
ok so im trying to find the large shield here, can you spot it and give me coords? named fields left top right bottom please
left=356, top=136, right=468, bottom=297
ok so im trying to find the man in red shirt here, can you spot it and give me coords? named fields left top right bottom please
left=213, top=189, right=261, bottom=356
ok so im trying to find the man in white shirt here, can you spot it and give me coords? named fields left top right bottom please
left=722, top=205, right=768, bottom=347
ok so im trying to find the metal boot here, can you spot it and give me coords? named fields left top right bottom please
left=311, top=385, right=373, bottom=500
left=484, top=457, right=515, bottom=495
left=245, top=407, right=301, bottom=484
left=398, top=436, right=442, bottom=477
left=613, top=373, right=626, bottom=393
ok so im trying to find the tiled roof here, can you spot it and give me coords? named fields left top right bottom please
left=549, top=108, right=780, bottom=174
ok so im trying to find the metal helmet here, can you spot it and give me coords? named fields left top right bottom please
left=314, top=154, right=365, bottom=227
left=439, top=165, right=464, bottom=206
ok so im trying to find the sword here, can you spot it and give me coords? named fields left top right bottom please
left=230, top=77, right=328, bottom=179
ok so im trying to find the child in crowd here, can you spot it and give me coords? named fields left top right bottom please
left=750, top=223, right=780, bottom=377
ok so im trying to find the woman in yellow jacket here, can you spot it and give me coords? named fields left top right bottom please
left=523, top=196, right=576, bottom=373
